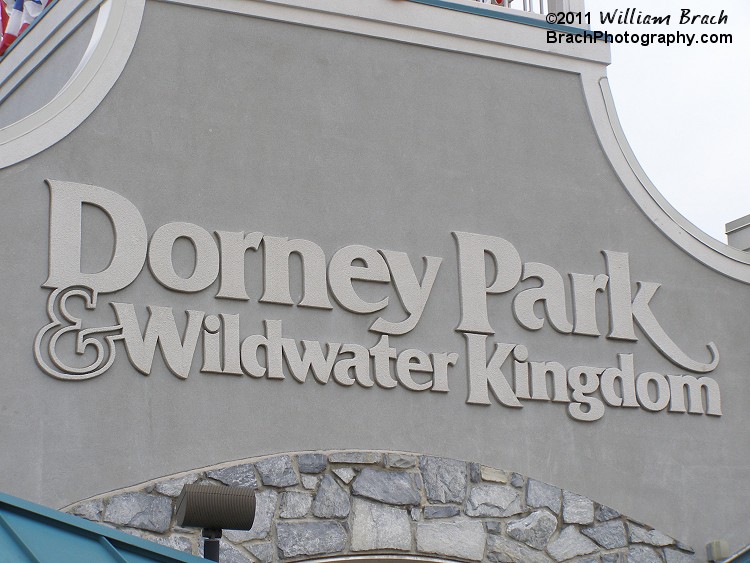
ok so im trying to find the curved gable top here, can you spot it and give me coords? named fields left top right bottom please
left=1, top=0, right=748, bottom=557
left=0, top=0, right=145, bottom=169
left=0, top=0, right=746, bottom=283
left=593, top=76, right=750, bottom=281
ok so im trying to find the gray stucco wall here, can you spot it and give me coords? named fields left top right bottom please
left=0, top=1, right=747, bottom=559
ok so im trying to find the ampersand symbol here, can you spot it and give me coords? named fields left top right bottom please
left=33, top=286, right=123, bottom=381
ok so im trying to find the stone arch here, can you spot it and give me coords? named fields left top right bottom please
left=64, top=450, right=696, bottom=562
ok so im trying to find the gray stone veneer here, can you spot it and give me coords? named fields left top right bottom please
left=66, top=451, right=695, bottom=562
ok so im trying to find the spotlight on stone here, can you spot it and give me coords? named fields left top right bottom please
left=176, top=484, right=255, bottom=562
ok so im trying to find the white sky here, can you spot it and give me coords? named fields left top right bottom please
left=583, top=0, right=749, bottom=242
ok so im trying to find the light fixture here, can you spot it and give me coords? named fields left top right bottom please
left=176, top=484, right=256, bottom=562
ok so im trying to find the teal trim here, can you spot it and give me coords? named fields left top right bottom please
left=726, top=545, right=750, bottom=563
left=0, top=492, right=205, bottom=563
left=99, top=536, right=130, bottom=563
left=0, top=512, right=42, bottom=562
left=405, top=0, right=598, bottom=37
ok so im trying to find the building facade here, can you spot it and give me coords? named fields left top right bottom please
left=0, top=1, right=747, bottom=561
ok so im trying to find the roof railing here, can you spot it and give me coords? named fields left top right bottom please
left=471, top=0, right=585, bottom=16
left=403, top=0, right=591, bottom=34
left=0, top=0, right=59, bottom=59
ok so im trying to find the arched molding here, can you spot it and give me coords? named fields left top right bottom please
left=581, top=73, right=750, bottom=283
left=0, top=0, right=145, bottom=169
left=2, top=0, right=743, bottom=284
left=64, top=450, right=696, bottom=562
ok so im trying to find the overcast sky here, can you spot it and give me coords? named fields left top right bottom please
left=583, top=0, right=749, bottom=243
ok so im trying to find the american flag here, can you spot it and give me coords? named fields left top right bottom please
left=1, top=0, right=48, bottom=56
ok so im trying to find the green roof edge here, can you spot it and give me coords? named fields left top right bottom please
left=0, top=492, right=205, bottom=562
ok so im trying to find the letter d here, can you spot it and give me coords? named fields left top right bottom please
left=44, top=180, right=147, bottom=293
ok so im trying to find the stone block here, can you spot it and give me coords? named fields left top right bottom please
left=332, top=468, right=356, bottom=484
left=582, top=520, right=628, bottom=549
left=301, top=474, right=320, bottom=490
left=385, top=453, right=417, bottom=469
left=328, top=452, right=381, bottom=465
left=256, top=456, right=298, bottom=487
left=276, top=521, right=347, bottom=558
left=279, top=491, right=313, bottom=519
left=546, top=526, right=598, bottom=562
left=526, top=479, right=561, bottom=514
left=469, top=462, right=481, bottom=483
left=510, top=473, right=524, bottom=488
left=297, top=453, right=327, bottom=474
left=481, top=466, right=509, bottom=484
left=596, top=504, right=620, bottom=521
left=312, top=475, right=350, bottom=518
left=103, top=493, right=172, bottom=533
left=424, top=505, right=460, bottom=519
left=417, top=520, right=486, bottom=561
left=627, top=545, right=663, bottom=563
left=486, top=535, right=552, bottom=563
left=506, top=509, right=557, bottom=550
left=351, top=468, right=422, bottom=506
left=485, top=521, right=502, bottom=534
left=70, top=499, right=104, bottom=522
left=465, top=483, right=521, bottom=517
left=224, top=529, right=254, bottom=544
left=562, top=490, right=594, bottom=525
left=420, top=456, right=467, bottom=503
left=630, top=523, right=675, bottom=546
left=224, top=490, right=277, bottom=542
left=351, top=498, right=411, bottom=551
left=154, top=474, right=200, bottom=497
left=247, top=543, right=275, bottom=563
left=207, top=464, right=258, bottom=489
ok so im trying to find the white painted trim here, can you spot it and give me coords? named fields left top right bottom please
left=155, top=0, right=609, bottom=67
left=583, top=75, right=750, bottom=282
left=0, top=0, right=145, bottom=169
left=0, top=0, right=606, bottom=171
left=0, top=0, right=103, bottom=102
left=63, top=1, right=113, bottom=92
left=2, top=0, right=746, bottom=283
left=725, top=213, right=750, bottom=235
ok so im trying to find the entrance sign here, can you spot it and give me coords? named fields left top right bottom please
left=35, top=180, right=722, bottom=421
left=2, top=0, right=748, bottom=555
